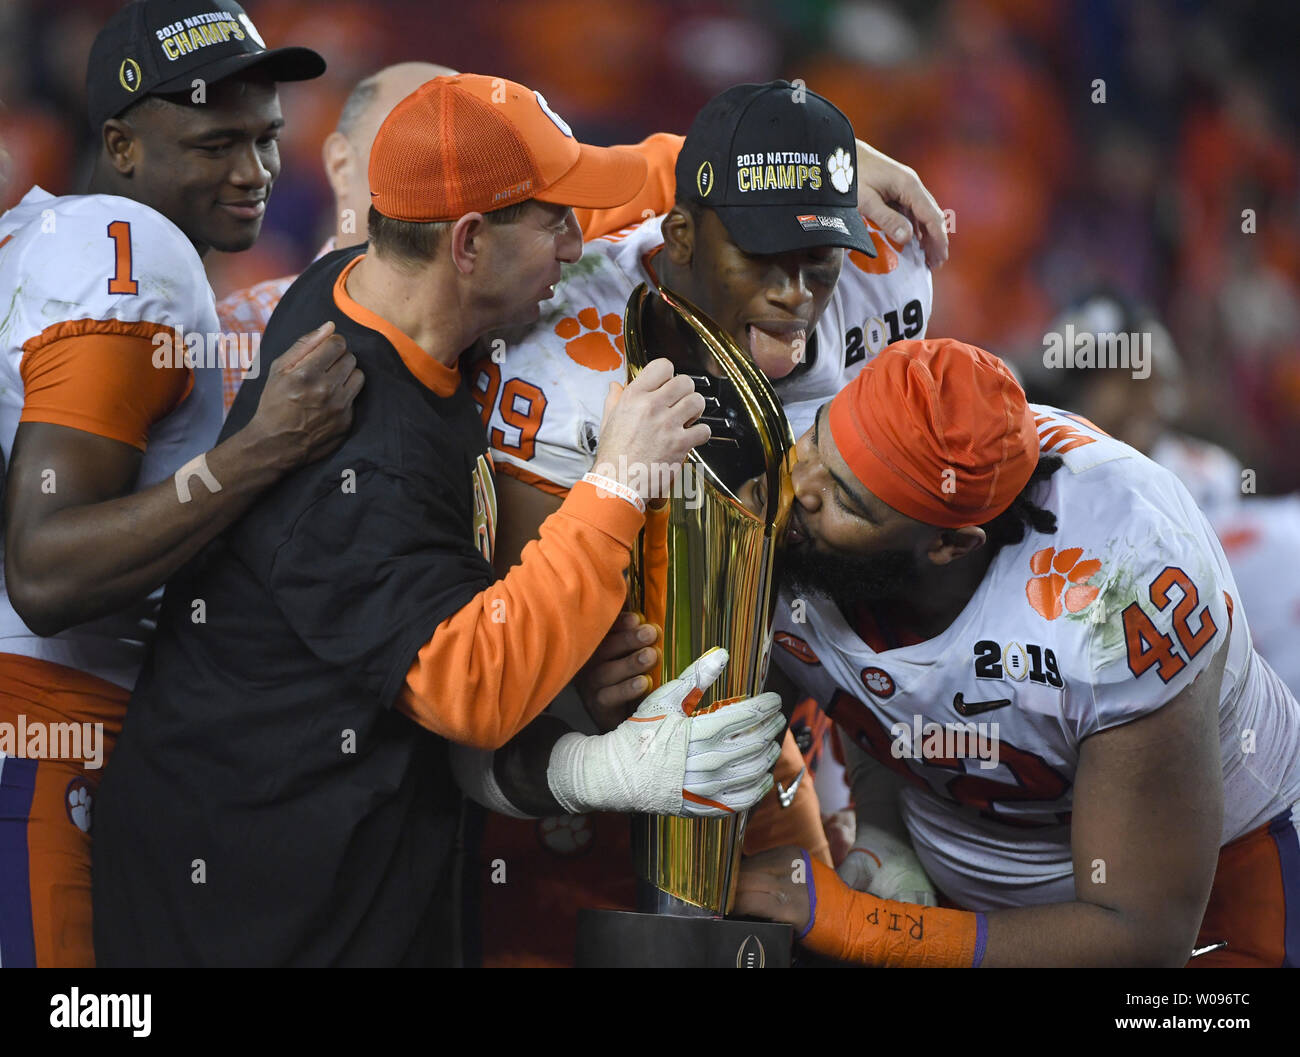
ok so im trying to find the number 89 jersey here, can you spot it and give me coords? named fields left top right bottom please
left=771, top=407, right=1300, bottom=910
left=468, top=213, right=931, bottom=494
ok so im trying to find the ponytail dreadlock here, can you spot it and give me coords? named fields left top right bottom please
left=979, top=454, right=1064, bottom=549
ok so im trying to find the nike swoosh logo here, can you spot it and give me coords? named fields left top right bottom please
left=952, top=693, right=1012, bottom=717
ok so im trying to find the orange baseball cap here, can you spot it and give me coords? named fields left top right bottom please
left=368, top=74, right=648, bottom=222
left=827, top=339, right=1039, bottom=528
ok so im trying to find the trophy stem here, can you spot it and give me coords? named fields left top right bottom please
left=635, top=880, right=716, bottom=917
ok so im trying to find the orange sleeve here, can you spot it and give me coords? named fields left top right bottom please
left=397, top=480, right=644, bottom=749
left=575, top=133, right=684, bottom=239
left=803, top=857, right=985, bottom=967
left=639, top=501, right=670, bottom=678
left=19, top=322, right=192, bottom=450
left=744, top=728, right=832, bottom=865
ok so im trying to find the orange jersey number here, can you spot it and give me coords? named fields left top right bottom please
left=490, top=378, right=548, bottom=461
left=1123, top=566, right=1218, bottom=683
left=106, top=220, right=139, bottom=295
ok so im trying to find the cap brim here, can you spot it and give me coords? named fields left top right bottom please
left=154, top=46, right=326, bottom=93
left=534, top=143, right=648, bottom=210
left=712, top=203, right=877, bottom=257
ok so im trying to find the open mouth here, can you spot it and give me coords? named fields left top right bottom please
left=746, top=323, right=809, bottom=371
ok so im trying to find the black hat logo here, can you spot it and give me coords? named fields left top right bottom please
left=696, top=160, right=714, bottom=198
left=119, top=58, right=141, bottom=93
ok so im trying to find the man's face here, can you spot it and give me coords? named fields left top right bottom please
left=673, top=207, right=842, bottom=380
left=476, top=200, right=584, bottom=327
left=117, top=75, right=283, bottom=255
left=742, top=402, right=929, bottom=612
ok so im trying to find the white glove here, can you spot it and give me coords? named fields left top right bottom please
left=837, top=821, right=938, bottom=905
left=546, top=647, right=784, bottom=817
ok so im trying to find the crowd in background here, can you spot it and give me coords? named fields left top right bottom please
left=2, top=0, right=1296, bottom=489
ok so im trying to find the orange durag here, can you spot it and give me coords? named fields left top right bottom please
left=801, top=855, right=987, bottom=967
left=827, top=339, right=1039, bottom=528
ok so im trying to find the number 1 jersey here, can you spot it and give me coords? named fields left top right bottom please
left=0, top=186, right=223, bottom=689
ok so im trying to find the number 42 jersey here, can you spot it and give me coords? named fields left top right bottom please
left=771, top=408, right=1300, bottom=911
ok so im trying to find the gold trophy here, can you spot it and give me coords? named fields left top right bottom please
left=574, top=281, right=795, bottom=966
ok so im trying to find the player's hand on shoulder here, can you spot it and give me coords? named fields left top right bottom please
left=854, top=138, right=948, bottom=270
left=576, top=610, right=661, bottom=732
left=591, top=358, right=710, bottom=501
left=837, top=820, right=937, bottom=905
left=247, top=321, right=365, bottom=469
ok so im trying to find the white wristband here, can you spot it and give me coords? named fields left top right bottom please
left=448, top=744, right=534, bottom=819
left=581, top=471, right=646, bottom=514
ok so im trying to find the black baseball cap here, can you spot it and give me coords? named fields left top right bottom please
left=676, top=81, right=876, bottom=258
left=86, top=0, right=325, bottom=130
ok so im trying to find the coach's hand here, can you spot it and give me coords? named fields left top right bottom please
left=855, top=139, right=948, bottom=270
left=591, top=358, right=710, bottom=502
left=837, top=820, right=938, bottom=906
left=247, top=321, right=365, bottom=470
left=547, top=647, right=784, bottom=817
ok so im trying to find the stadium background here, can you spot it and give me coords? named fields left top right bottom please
left=2, top=0, right=1296, bottom=490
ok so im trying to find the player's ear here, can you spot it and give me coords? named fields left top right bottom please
left=101, top=119, right=138, bottom=176
left=450, top=212, right=486, bottom=274
left=661, top=205, right=695, bottom=266
left=926, top=526, right=986, bottom=567
left=321, top=131, right=353, bottom=201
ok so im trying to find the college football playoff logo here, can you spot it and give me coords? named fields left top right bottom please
left=696, top=160, right=714, bottom=198
left=119, top=59, right=141, bottom=92
left=735, top=934, right=766, bottom=968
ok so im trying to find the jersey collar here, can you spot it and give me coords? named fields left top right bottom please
left=333, top=254, right=459, bottom=398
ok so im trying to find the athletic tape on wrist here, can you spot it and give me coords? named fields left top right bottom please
left=581, top=471, right=646, bottom=514
left=545, top=731, right=590, bottom=814
left=803, top=857, right=984, bottom=968
left=174, top=452, right=222, bottom=503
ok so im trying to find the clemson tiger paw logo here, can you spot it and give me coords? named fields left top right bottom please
left=1026, top=546, right=1102, bottom=620
left=65, top=778, right=93, bottom=834
left=556, top=308, right=624, bottom=371
left=538, top=814, right=594, bottom=856
left=827, top=146, right=854, bottom=194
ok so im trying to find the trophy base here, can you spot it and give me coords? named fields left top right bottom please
left=575, top=909, right=792, bottom=968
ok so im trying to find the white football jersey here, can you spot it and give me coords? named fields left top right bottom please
left=771, top=407, right=1300, bottom=911
left=0, top=187, right=224, bottom=689
left=469, top=213, right=932, bottom=490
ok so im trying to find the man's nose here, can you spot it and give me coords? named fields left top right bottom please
left=790, top=439, right=822, bottom=510
left=229, top=144, right=273, bottom=189
left=765, top=258, right=815, bottom=314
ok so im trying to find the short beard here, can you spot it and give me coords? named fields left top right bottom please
left=782, top=542, right=919, bottom=615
